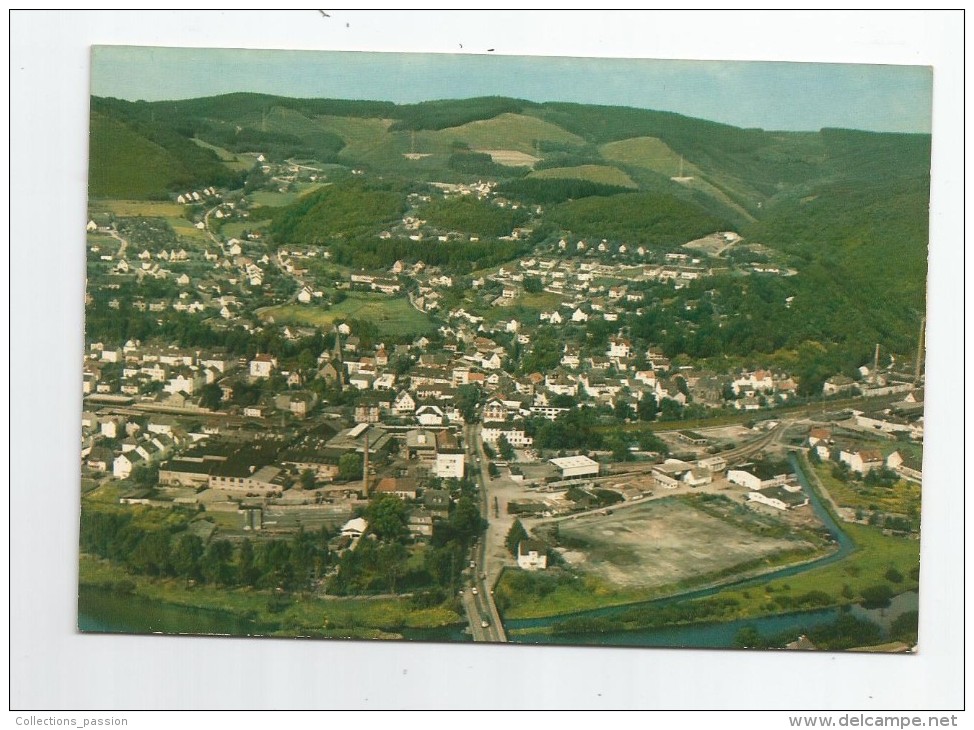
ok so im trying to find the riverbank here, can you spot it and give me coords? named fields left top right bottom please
left=79, top=554, right=463, bottom=639
left=495, top=542, right=834, bottom=621
left=495, top=454, right=919, bottom=646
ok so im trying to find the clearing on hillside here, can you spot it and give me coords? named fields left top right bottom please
left=529, top=164, right=637, bottom=188
left=428, top=113, right=585, bottom=154
left=475, top=149, right=539, bottom=168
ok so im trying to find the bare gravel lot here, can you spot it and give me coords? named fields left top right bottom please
left=550, top=496, right=813, bottom=588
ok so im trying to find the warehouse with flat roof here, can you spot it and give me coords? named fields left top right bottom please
left=548, top=455, right=600, bottom=479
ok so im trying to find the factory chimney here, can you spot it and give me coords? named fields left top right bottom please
left=362, top=430, right=370, bottom=496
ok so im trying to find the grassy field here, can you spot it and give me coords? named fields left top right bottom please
left=599, top=135, right=759, bottom=220
left=695, top=521, right=920, bottom=621
left=470, top=290, right=566, bottom=325
left=167, top=217, right=209, bottom=241
left=259, top=293, right=435, bottom=336
left=90, top=200, right=186, bottom=218
left=529, top=164, right=637, bottom=188
left=813, top=462, right=921, bottom=516
left=190, top=138, right=254, bottom=171
left=79, top=555, right=461, bottom=635
left=427, top=113, right=584, bottom=155
left=219, top=219, right=270, bottom=239
left=249, top=182, right=326, bottom=208
left=600, top=136, right=689, bottom=176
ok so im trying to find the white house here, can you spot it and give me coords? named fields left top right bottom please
left=113, top=451, right=145, bottom=479
left=746, top=486, right=809, bottom=511
left=341, top=517, right=369, bottom=538
left=727, top=468, right=787, bottom=491
left=416, top=405, right=446, bottom=427
left=249, top=354, right=277, bottom=379
left=482, top=398, right=509, bottom=423
left=839, top=449, right=884, bottom=475
left=607, top=337, right=632, bottom=359
left=394, top=390, right=416, bottom=415
left=517, top=540, right=548, bottom=571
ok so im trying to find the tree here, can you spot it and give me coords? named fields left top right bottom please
left=366, top=494, right=408, bottom=542
left=497, top=434, right=515, bottom=461
left=131, top=464, right=159, bottom=488
left=299, top=469, right=317, bottom=490
left=338, top=452, right=364, bottom=482
left=613, top=399, right=633, bottom=422
left=199, top=382, right=223, bottom=411
left=523, top=276, right=543, bottom=293
left=637, top=429, right=667, bottom=454
left=289, top=528, right=319, bottom=589
left=638, top=391, right=657, bottom=421
left=256, top=539, right=294, bottom=589
left=450, top=496, right=486, bottom=539
left=456, top=384, right=482, bottom=424
left=890, top=610, right=919, bottom=644
left=885, top=566, right=904, bottom=584
left=129, top=530, right=171, bottom=576
left=171, top=533, right=204, bottom=580
left=659, top=397, right=684, bottom=421
left=378, top=542, right=408, bottom=593
left=733, top=626, right=765, bottom=649
left=237, top=538, right=259, bottom=587
left=860, top=584, right=894, bottom=609
left=201, top=539, right=235, bottom=585
left=505, top=519, right=529, bottom=556
left=607, top=433, right=633, bottom=462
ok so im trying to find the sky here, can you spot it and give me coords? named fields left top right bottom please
left=91, top=45, right=933, bottom=134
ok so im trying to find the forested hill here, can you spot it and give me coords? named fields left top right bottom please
left=88, top=93, right=931, bottom=355
left=89, top=94, right=931, bottom=215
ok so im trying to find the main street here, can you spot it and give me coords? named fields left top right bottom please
left=461, top=422, right=507, bottom=642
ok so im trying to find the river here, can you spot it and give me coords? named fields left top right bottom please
left=77, top=456, right=912, bottom=649
left=78, top=585, right=470, bottom=643
left=509, top=592, right=917, bottom=648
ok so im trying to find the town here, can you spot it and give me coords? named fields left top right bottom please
left=80, top=94, right=926, bottom=651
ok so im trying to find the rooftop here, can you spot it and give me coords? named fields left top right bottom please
left=549, top=455, right=600, bottom=470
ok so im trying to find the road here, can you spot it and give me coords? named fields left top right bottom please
left=107, top=229, right=129, bottom=259
left=459, top=422, right=507, bottom=642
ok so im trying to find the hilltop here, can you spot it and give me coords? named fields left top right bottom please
left=87, top=93, right=931, bottom=360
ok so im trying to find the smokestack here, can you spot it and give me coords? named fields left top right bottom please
left=915, top=316, right=926, bottom=385
left=363, top=430, right=370, bottom=496
left=874, top=343, right=880, bottom=376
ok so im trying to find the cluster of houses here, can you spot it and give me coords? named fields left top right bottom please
left=807, top=425, right=923, bottom=483
left=175, top=186, right=219, bottom=205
